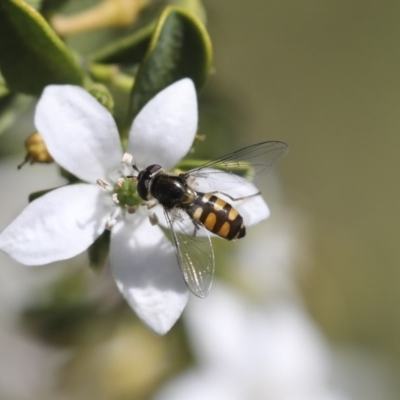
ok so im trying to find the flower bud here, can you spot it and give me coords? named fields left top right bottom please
left=18, top=132, right=54, bottom=169
left=88, top=83, right=114, bottom=112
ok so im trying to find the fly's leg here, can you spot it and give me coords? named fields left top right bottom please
left=143, top=201, right=159, bottom=225
left=145, top=200, right=158, bottom=210
left=191, top=219, right=201, bottom=237
left=207, top=190, right=261, bottom=202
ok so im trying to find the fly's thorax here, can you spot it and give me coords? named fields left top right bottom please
left=187, top=193, right=246, bottom=240
left=150, top=173, right=196, bottom=209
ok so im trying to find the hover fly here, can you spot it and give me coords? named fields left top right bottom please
left=129, top=141, right=288, bottom=298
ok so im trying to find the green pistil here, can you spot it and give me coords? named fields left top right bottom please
left=114, top=178, right=142, bottom=208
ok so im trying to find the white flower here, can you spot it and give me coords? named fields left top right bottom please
left=155, top=284, right=349, bottom=400
left=0, top=79, right=269, bottom=335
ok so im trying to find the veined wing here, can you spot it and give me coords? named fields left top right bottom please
left=164, top=209, right=215, bottom=298
left=183, top=141, right=288, bottom=193
left=184, top=141, right=288, bottom=180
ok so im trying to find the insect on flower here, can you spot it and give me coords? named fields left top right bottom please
left=129, top=141, right=288, bottom=298
left=0, top=80, right=287, bottom=334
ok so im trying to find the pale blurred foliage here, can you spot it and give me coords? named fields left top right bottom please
left=156, top=286, right=347, bottom=400
left=0, top=159, right=69, bottom=400
left=51, top=0, right=150, bottom=35
left=60, top=322, right=174, bottom=399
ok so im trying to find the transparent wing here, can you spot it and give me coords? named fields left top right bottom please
left=164, top=208, right=215, bottom=298
left=184, top=141, right=288, bottom=180
left=183, top=141, right=288, bottom=193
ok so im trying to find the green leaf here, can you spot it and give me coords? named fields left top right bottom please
left=88, top=23, right=155, bottom=65
left=0, top=0, right=84, bottom=96
left=28, top=187, right=57, bottom=202
left=0, top=94, right=32, bottom=137
left=88, top=0, right=206, bottom=65
left=40, top=0, right=70, bottom=15
left=0, top=72, right=9, bottom=97
left=23, top=0, right=42, bottom=10
left=88, top=229, right=111, bottom=273
left=127, top=6, right=212, bottom=123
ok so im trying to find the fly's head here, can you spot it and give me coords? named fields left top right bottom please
left=135, top=164, right=162, bottom=200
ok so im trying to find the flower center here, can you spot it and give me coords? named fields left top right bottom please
left=113, top=177, right=142, bottom=210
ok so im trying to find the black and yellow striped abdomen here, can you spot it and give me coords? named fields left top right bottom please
left=186, top=193, right=245, bottom=240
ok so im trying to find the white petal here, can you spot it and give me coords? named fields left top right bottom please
left=190, top=169, right=270, bottom=226
left=234, top=194, right=270, bottom=227
left=128, top=79, right=198, bottom=170
left=110, top=214, right=189, bottom=335
left=0, top=184, right=111, bottom=265
left=35, top=85, right=123, bottom=183
left=189, top=168, right=260, bottom=194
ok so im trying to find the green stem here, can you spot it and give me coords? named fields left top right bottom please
left=88, top=63, right=134, bottom=93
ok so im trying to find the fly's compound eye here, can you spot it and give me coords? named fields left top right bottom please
left=136, top=164, right=162, bottom=200
left=147, top=164, right=162, bottom=175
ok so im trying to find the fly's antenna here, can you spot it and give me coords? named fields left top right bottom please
left=122, top=153, right=140, bottom=180
left=127, top=164, right=140, bottom=181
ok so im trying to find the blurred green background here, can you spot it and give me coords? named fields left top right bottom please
left=1, top=0, right=400, bottom=398
left=204, top=0, right=400, bottom=365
